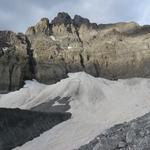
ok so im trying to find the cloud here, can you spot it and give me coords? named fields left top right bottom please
left=0, top=0, right=149, bottom=32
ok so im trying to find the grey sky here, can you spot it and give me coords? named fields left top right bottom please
left=0, top=0, right=150, bottom=32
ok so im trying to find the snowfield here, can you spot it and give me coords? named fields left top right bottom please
left=0, top=72, right=150, bottom=150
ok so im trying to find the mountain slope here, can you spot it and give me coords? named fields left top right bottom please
left=0, top=72, right=150, bottom=150
left=1, top=12, right=150, bottom=92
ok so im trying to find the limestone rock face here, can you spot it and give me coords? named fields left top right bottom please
left=99, top=22, right=140, bottom=33
left=25, top=12, right=150, bottom=86
left=1, top=12, right=150, bottom=92
left=51, top=12, right=72, bottom=26
left=26, top=18, right=52, bottom=36
left=0, top=31, right=34, bottom=92
left=25, top=13, right=84, bottom=84
left=73, top=15, right=91, bottom=28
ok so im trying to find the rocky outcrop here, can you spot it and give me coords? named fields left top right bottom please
left=51, top=12, right=72, bottom=26
left=99, top=22, right=140, bottom=33
left=26, top=18, right=52, bottom=36
left=0, top=31, right=35, bottom=92
left=1, top=12, right=150, bottom=92
left=78, top=112, right=150, bottom=150
left=25, top=13, right=150, bottom=84
left=0, top=108, right=71, bottom=150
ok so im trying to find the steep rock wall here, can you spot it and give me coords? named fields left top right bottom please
left=0, top=31, right=35, bottom=92
left=1, top=12, right=150, bottom=92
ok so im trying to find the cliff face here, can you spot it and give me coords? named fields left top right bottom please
left=1, top=12, right=150, bottom=92
left=0, top=31, right=35, bottom=93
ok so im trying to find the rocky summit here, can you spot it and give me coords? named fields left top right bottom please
left=1, top=12, right=150, bottom=92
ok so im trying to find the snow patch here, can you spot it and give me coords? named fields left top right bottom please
left=52, top=101, right=66, bottom=106
left=2, top=47, right=8, bottom=52
left=0, top=72, right=150, bottom=150
left=50, top=36, right=56, bottom=41
left=68, top=46, right=73, bottom=49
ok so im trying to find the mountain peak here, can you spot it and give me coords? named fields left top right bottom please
left=26, top=17, right=51, bottom=35
left=51, top=12, right=72, bottom=26
left=73, top=15, right=90, bottom=27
